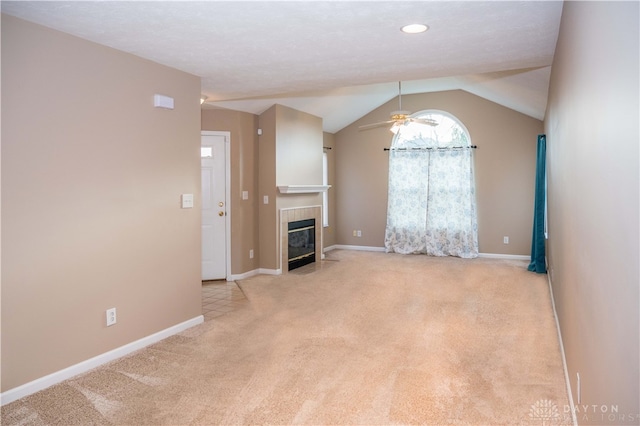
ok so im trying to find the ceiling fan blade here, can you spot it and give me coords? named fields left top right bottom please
left=358, top=120, right=395, bottom=131
left=410, top=117, right=439, bottom=126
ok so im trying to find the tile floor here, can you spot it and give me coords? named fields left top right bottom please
left=201, top=280, right=249, bottom=321
left=201, top=258, right=339, bottom=321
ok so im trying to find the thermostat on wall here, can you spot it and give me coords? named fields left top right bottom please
left=154, top=94, right=174, bottom=109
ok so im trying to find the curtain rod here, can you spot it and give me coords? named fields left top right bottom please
left=384, top=145, right=477, bottom=151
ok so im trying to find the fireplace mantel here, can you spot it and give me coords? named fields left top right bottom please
left=277, top=185, right=331, bottom=194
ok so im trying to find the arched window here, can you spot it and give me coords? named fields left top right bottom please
left=384, top=110, right=478, bottom=258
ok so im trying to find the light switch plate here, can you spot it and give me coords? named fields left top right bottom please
left=181, top=194, right=194, bottom=208
left=242, top=191, right=249, bottom=200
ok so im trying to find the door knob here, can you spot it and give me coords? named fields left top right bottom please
left=218, top=211, right=224, bottom=217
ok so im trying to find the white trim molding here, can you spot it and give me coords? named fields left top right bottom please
left=277, top=185, right=331, bottom=194
left=478, top=253, right=530, bottom=260
left=258, top=268, right=282, bottom=276
left=0, top=316, right=203, bottom=406
left=327, top=246, right=530, bottom=260
left=545, top=260, right=578, bottom=426
left=332, top=244, right=386, bottom=252
left=230, top=269, right=261, bottom=281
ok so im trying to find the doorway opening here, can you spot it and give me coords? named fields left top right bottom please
left=201, top=131, right=231, bottom=280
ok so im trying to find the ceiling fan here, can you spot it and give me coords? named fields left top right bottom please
left=358, top=81, right=438, bottom=133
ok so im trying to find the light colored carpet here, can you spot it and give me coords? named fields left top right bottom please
left=2, top=250, right=570, bottom=425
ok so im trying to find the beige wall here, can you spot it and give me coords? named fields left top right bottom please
left=275, top=106, right=323, bottom=271
left=204, top=106, right=331, bottom=271
left=258, top=105, right=324, bottom=270
left=545, top=2, right=639, bottom=421
left=1, top=15, right=202, bottom=391
left=335, top=90, right=543, bottom=255
left=201, top=108, right=259, bottom=274
left=258, top=106, right=279, bottom=270
left=275, top=105, right=323, bottom=186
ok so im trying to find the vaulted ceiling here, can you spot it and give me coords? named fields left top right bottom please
left=1, top=1, right=564, bottom=133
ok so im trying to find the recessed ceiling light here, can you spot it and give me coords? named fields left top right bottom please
left=401, top=24, right=429, bottom=34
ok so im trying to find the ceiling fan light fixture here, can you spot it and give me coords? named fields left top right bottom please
left=401, top=23, right=428, bottom=34
left=359, top=81, right=438, bottom=132
left=390, top=111, right=410, bottom=121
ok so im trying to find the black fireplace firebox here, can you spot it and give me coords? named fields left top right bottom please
left=288, top=218, right=315, bottom=271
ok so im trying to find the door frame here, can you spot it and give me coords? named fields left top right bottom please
left=201, top=130, right=231, bottom=281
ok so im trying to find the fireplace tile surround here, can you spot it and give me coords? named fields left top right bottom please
left=280, top=206, right=322, bottom=273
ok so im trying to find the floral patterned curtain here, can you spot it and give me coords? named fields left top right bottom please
left=384, top=112, right=479, bottom=258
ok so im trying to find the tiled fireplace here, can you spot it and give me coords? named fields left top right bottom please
left=280, top=206, right=322, bottom=273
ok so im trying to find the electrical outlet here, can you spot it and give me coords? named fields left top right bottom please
left=249, top=249, right=254, bottom=259
left=503, top=236, right=509, bottom=244
left=106, top=308, right=117, bottom=326
left=353, top=230, right=357, bottom=237
left=357, top=230, right=362, bottom=237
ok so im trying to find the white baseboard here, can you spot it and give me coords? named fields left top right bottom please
left=230, top=269, right=260, bottom=281
left=0, top=315, right=204, bottom=406
left=478, top=253, right=530, bottom=260
left=545, top=261, right=578, bottom=426
left=258, top=268, right=281, bottom=275
left=329, top=246, right=529, bottom=260
left=331, top=244, right=386, bottom=252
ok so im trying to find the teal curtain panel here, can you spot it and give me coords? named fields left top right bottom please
left=528, top=134, right=547, bottom=273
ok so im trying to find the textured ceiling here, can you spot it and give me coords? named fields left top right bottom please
left=1, top=1, right=563, bottom=132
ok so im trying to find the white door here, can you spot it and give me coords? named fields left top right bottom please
left=201, top=132, right=228, bottom=280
